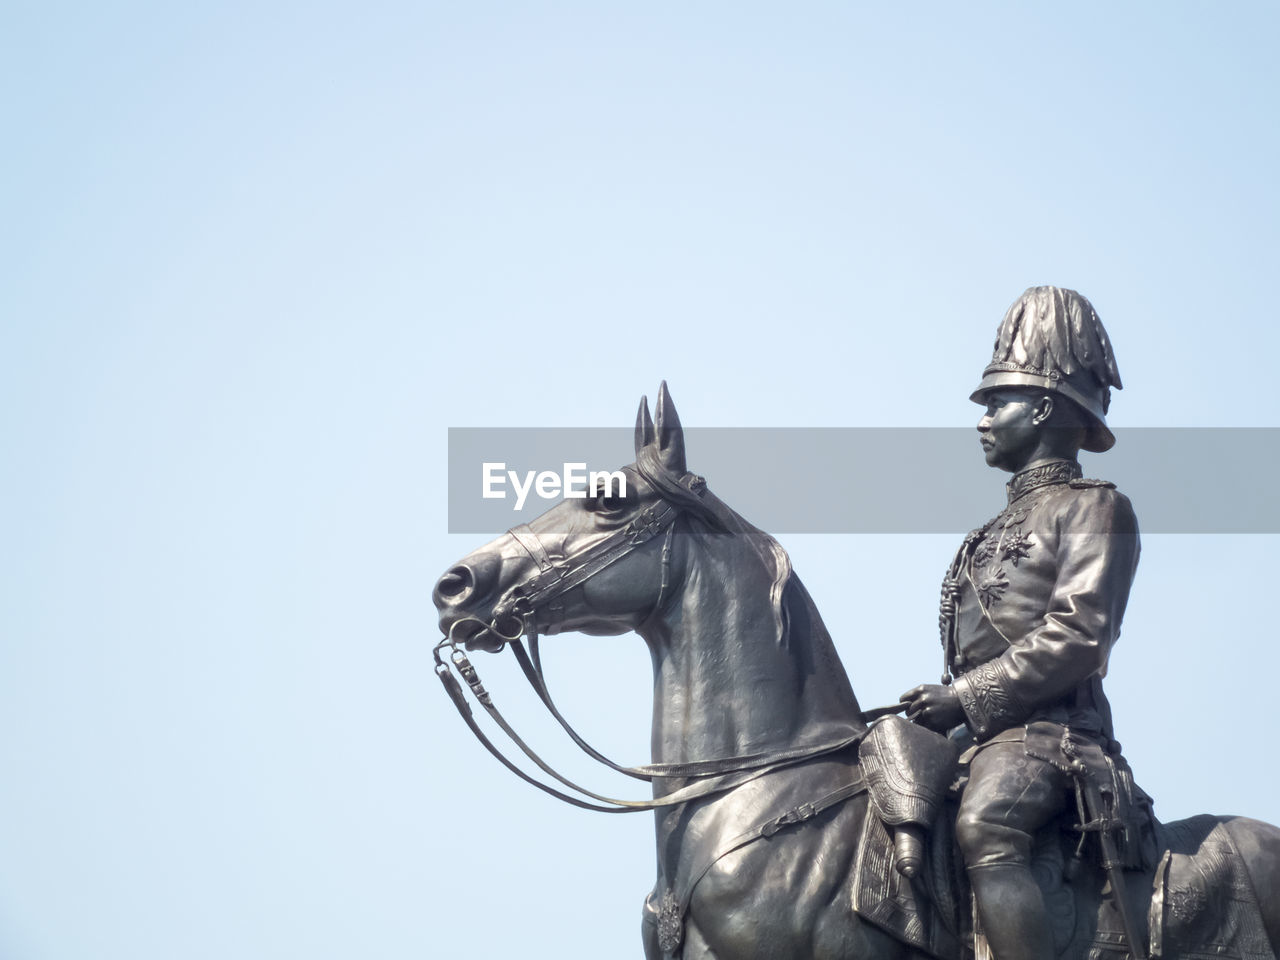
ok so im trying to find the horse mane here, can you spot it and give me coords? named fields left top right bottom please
left=634, top=446, right=793, bottom=647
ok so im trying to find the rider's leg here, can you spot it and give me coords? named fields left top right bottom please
left=955, top=741, right=1070, bottom=960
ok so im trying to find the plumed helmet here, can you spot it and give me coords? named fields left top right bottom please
left=971, top=286, right=1123, bottom=453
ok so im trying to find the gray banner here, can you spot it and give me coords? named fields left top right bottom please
left=447, top=428, right=1277, bottom=534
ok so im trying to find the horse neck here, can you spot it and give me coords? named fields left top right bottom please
left=642, top=533, right=863, bottom=767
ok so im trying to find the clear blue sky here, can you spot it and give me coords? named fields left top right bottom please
left=4, top=3, right=1278, bottom=958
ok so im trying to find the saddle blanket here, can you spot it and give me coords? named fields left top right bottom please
left=1150, top=815, right=1275, bottom=960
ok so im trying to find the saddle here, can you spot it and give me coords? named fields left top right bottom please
left=855, top=717, right=1274, bottom=960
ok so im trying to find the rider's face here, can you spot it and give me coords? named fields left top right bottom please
left=976, top=390, right=1045, bottom=473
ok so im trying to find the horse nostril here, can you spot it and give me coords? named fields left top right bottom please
left=434, top=554, right=500, bottom=611
left=434, top=566, right=474, bottom=605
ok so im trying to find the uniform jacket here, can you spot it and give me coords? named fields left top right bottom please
left=943, top=458, right=1140, bottom=742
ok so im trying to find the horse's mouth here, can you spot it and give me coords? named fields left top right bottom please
left=438, top=613, right=509, bottom=653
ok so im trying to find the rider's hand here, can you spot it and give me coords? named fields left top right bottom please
left=899, top=684, right=964, bottom=733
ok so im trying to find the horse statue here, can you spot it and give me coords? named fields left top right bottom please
left=433, top=383, right=1280, bottom=960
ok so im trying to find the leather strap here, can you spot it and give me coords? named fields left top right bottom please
left=436, top=642, right=867, bottom=811
left=511, top=633, right=871, bottom=781
left=512, top=500, right=680, bottom=617
left=658, top=772, right=868, bottom=954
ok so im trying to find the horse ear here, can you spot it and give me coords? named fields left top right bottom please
left=635, top=395, right=655, bottom=453
left=653, top=381, right=687, bottom=474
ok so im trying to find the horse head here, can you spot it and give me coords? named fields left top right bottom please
left=433, top=381, right=701, bottom=652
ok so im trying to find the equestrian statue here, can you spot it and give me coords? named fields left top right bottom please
left=433, top=287, right=1280, bottom=960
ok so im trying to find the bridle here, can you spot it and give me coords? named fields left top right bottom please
left=433, top=470, right=870, bottom=813
left=500, top=493, right=683, bottom=639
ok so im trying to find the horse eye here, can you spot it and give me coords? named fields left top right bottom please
left=588, top=488, right=626, bottom=512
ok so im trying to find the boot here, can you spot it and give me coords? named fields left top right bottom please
left=967, top=862, right=1055, bottom=960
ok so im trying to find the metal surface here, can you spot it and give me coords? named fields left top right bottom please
left=435, top=356, right=1280, bottom=958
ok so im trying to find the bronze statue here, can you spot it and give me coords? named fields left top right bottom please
left=435, top=329, right=1280, bottom=957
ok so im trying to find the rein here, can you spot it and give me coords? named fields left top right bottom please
left=434, top=629, right=864, bottom=813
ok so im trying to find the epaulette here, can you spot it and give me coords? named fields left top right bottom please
left=1068, top=478, right=1116, bottom=490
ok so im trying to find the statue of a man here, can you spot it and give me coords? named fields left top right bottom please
left=899, top=286, right=1142, bottom=960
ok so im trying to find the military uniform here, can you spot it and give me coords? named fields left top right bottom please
left=941, top=457, right=1141, bottom=868
left=947, top=458, right=1138, bottom=743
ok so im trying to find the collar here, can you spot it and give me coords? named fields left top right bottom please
left=1006, top=458, right=1082, bottom=504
